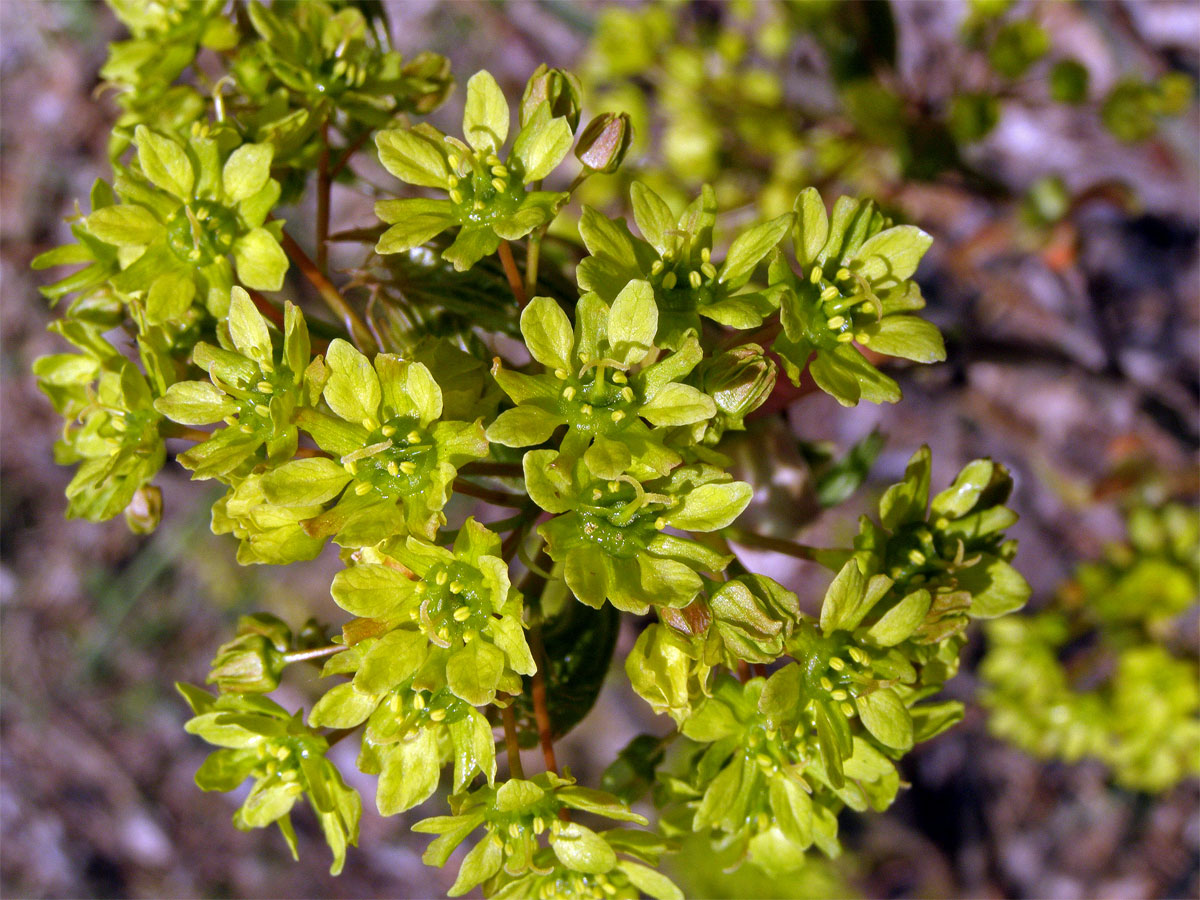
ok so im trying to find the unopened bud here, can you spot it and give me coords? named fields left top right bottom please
left=207, top=633, right=286, bottom=694
left=574, top=112, right=633, bottom=175
left=520, top=65, right=582, bottom=131
left=124, top=485, right=162, bottom=535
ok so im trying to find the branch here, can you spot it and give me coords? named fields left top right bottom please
left=452, top=478, right=529, bottom=508
left=500, top=701, right=525, bottom=780
left=284, top=644, right=344, bottom=665
left=460, top=460, right=524, bottom=478
left=278, top=227, right=378, bottom=354
left=316, top=121, right=331, bottom=272
left=724, top=525, right=824, bottom=562
left=528, top=621, right=559, bottom=775
left=497, top=241, right=527, bottom=307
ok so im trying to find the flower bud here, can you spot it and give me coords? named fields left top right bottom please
left=208, top=632, right=287, bottom=694
left=574, top=112, right=633, bottom=174
left=235, top=612, right=293, bottom=652
left=520, top=64, right=582, bottom=130
left=696, top=343, right=777, bottom=427
left=124, top=485, right=162, bottom=535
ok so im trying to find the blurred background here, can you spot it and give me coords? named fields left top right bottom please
left=1, top=1, right=1197, bottom=897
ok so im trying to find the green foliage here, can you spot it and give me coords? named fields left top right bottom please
left=981, top=503, right=1200, bottom=792
left=31, top=3, right=1044, bottom=895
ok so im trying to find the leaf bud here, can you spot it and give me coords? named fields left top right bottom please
left=574, top=113, right=633, bottom=175
left=520, top=64, right=582, bottom=130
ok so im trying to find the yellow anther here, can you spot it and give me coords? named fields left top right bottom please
left=490, top=165, right=507, bottom=177
left=611, top=371, right=627, bottom=384
left=400, top=461, right=416, bottom=475
left=607, top=481, right=620, bottom=492
left=344, top=460, right=358, bottom=475
left=836, top=331, right=854, bottom=343
left=809, top=267, right=823, bottom=284
left=620, top=387, right=634, bottom=402
left=836, top=267, right=852, bottom=281
left=662, top=271, right=677, bottom=290
left=453, top=606, right=471, bottom=621
left=491, top=177, right=506, bottom=192
left=437, top=627, right=450, bottom=641
left=387, top=461, right=399, bottom=477
left=820, top=676, right=833, bottom=691
left=361, top=417, right=374, bottom=430
left=354, top=481, right=372, bottom=495
left=829, top=656, right=845, bottom=671
left=611, top=410, right=625, bottom=423
left=447, top=154, right=460, bottom=171
left=449, top=189, right=464, bottom=205
left=841, top=701, right=856, bottom=716
left=701, top=246, right=711, bottom=263
left=826, top=315, right=845, bottom=330
left=562, top=386, right=576, bottom=401
left=407, top=431, right=421, bottom=444
left=435, top=570, right=448, bottom=586
left=223, top=416, right=237, bottom=426
left=592, top=488, right=603, bottom=500
left=654, top=517, right=666, bottom=529
left=701, top=262, right=717, bottom=280
left=412, top=693, right=425, bottom=710
left=820, top=286, right=840, bottom=302
left=855, top=332, right=870, bottom=345
left=473, top=200, right=485, bottom=211
left=650, top=260, right=664, bottom=275
left=908, top=549, right=926, bottom=565
left=256, top=381, right=273, bottom=393
left=831, top=689, right=848, bottom=701
left=688, top=270, right=702, bottom=289
left=554, top=368, right=568, bottom=380
left=253, top=405, right=270, bottom=417
left=429, top=708, right=446, bottom=721
left=580, top=404, right=593, bottom=416
left=449, top=581, right=462, bottom=594
left=240, top=423, right=255, bottom=433
left=381, top=424, right=396, bottom=437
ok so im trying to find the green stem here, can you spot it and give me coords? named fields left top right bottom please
left=524, top=228, right=543, bottom=298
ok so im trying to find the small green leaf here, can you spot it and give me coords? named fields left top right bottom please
left=261, top=458, right=351, bottom=507
left=855, top=688, right=914, bottom=750
left=583, top=435, right=632, bottom=480
left=146, top=269, right=196, bottom=323
left=448, top=834, right=504, bottom=896
left=666, top=481, right=752, bottom=532
left=222, top=143, right=274, bottom=204
left=330, top=564, right=415, bottom=618
left=520, top=296, right=574, bottom=372
left=374, top=199, right=457, bottom=254
left=463, top=70, right=510, bottom=153
left=233, top=227, right=288, bottom=291
left=308, top=683, right=377, bottom=729
left=793, top=187, right=830, bottom=267
left=719, top=213, right=792, bottom=286
left=511, top=109, right=573, bottom=183
left=851, top=225, right=932, bottom=286
left=155, top=381, right=236, bottom=425
left=861, top=315, right=945, bottom=363
left=446, top=639, right=505, bottom=706
left=324, top=339, right=381, bottom=427
left=136, top=125, right=194, bottom=199
left=617, top=861, right=683, bottom=900
left=376, top=127, right=452, bottom=188
left=86, top=205, right=161, bottom=246
left=551, top=822, right=616, bottom=874
left=879, top=446, right=931, bottom=531
left=607, top=279, right=657, bottom=367
left=228, top=287, right=272, bottom=364
left=630, top=182, right=674, bottom=256
left=866, top=589, right=931, bottom=646
left=486, top=405, right=564, bottom=447
left=640, top=383, right=716, bottom=427
left=960, top=555, right=1031, bottom=618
